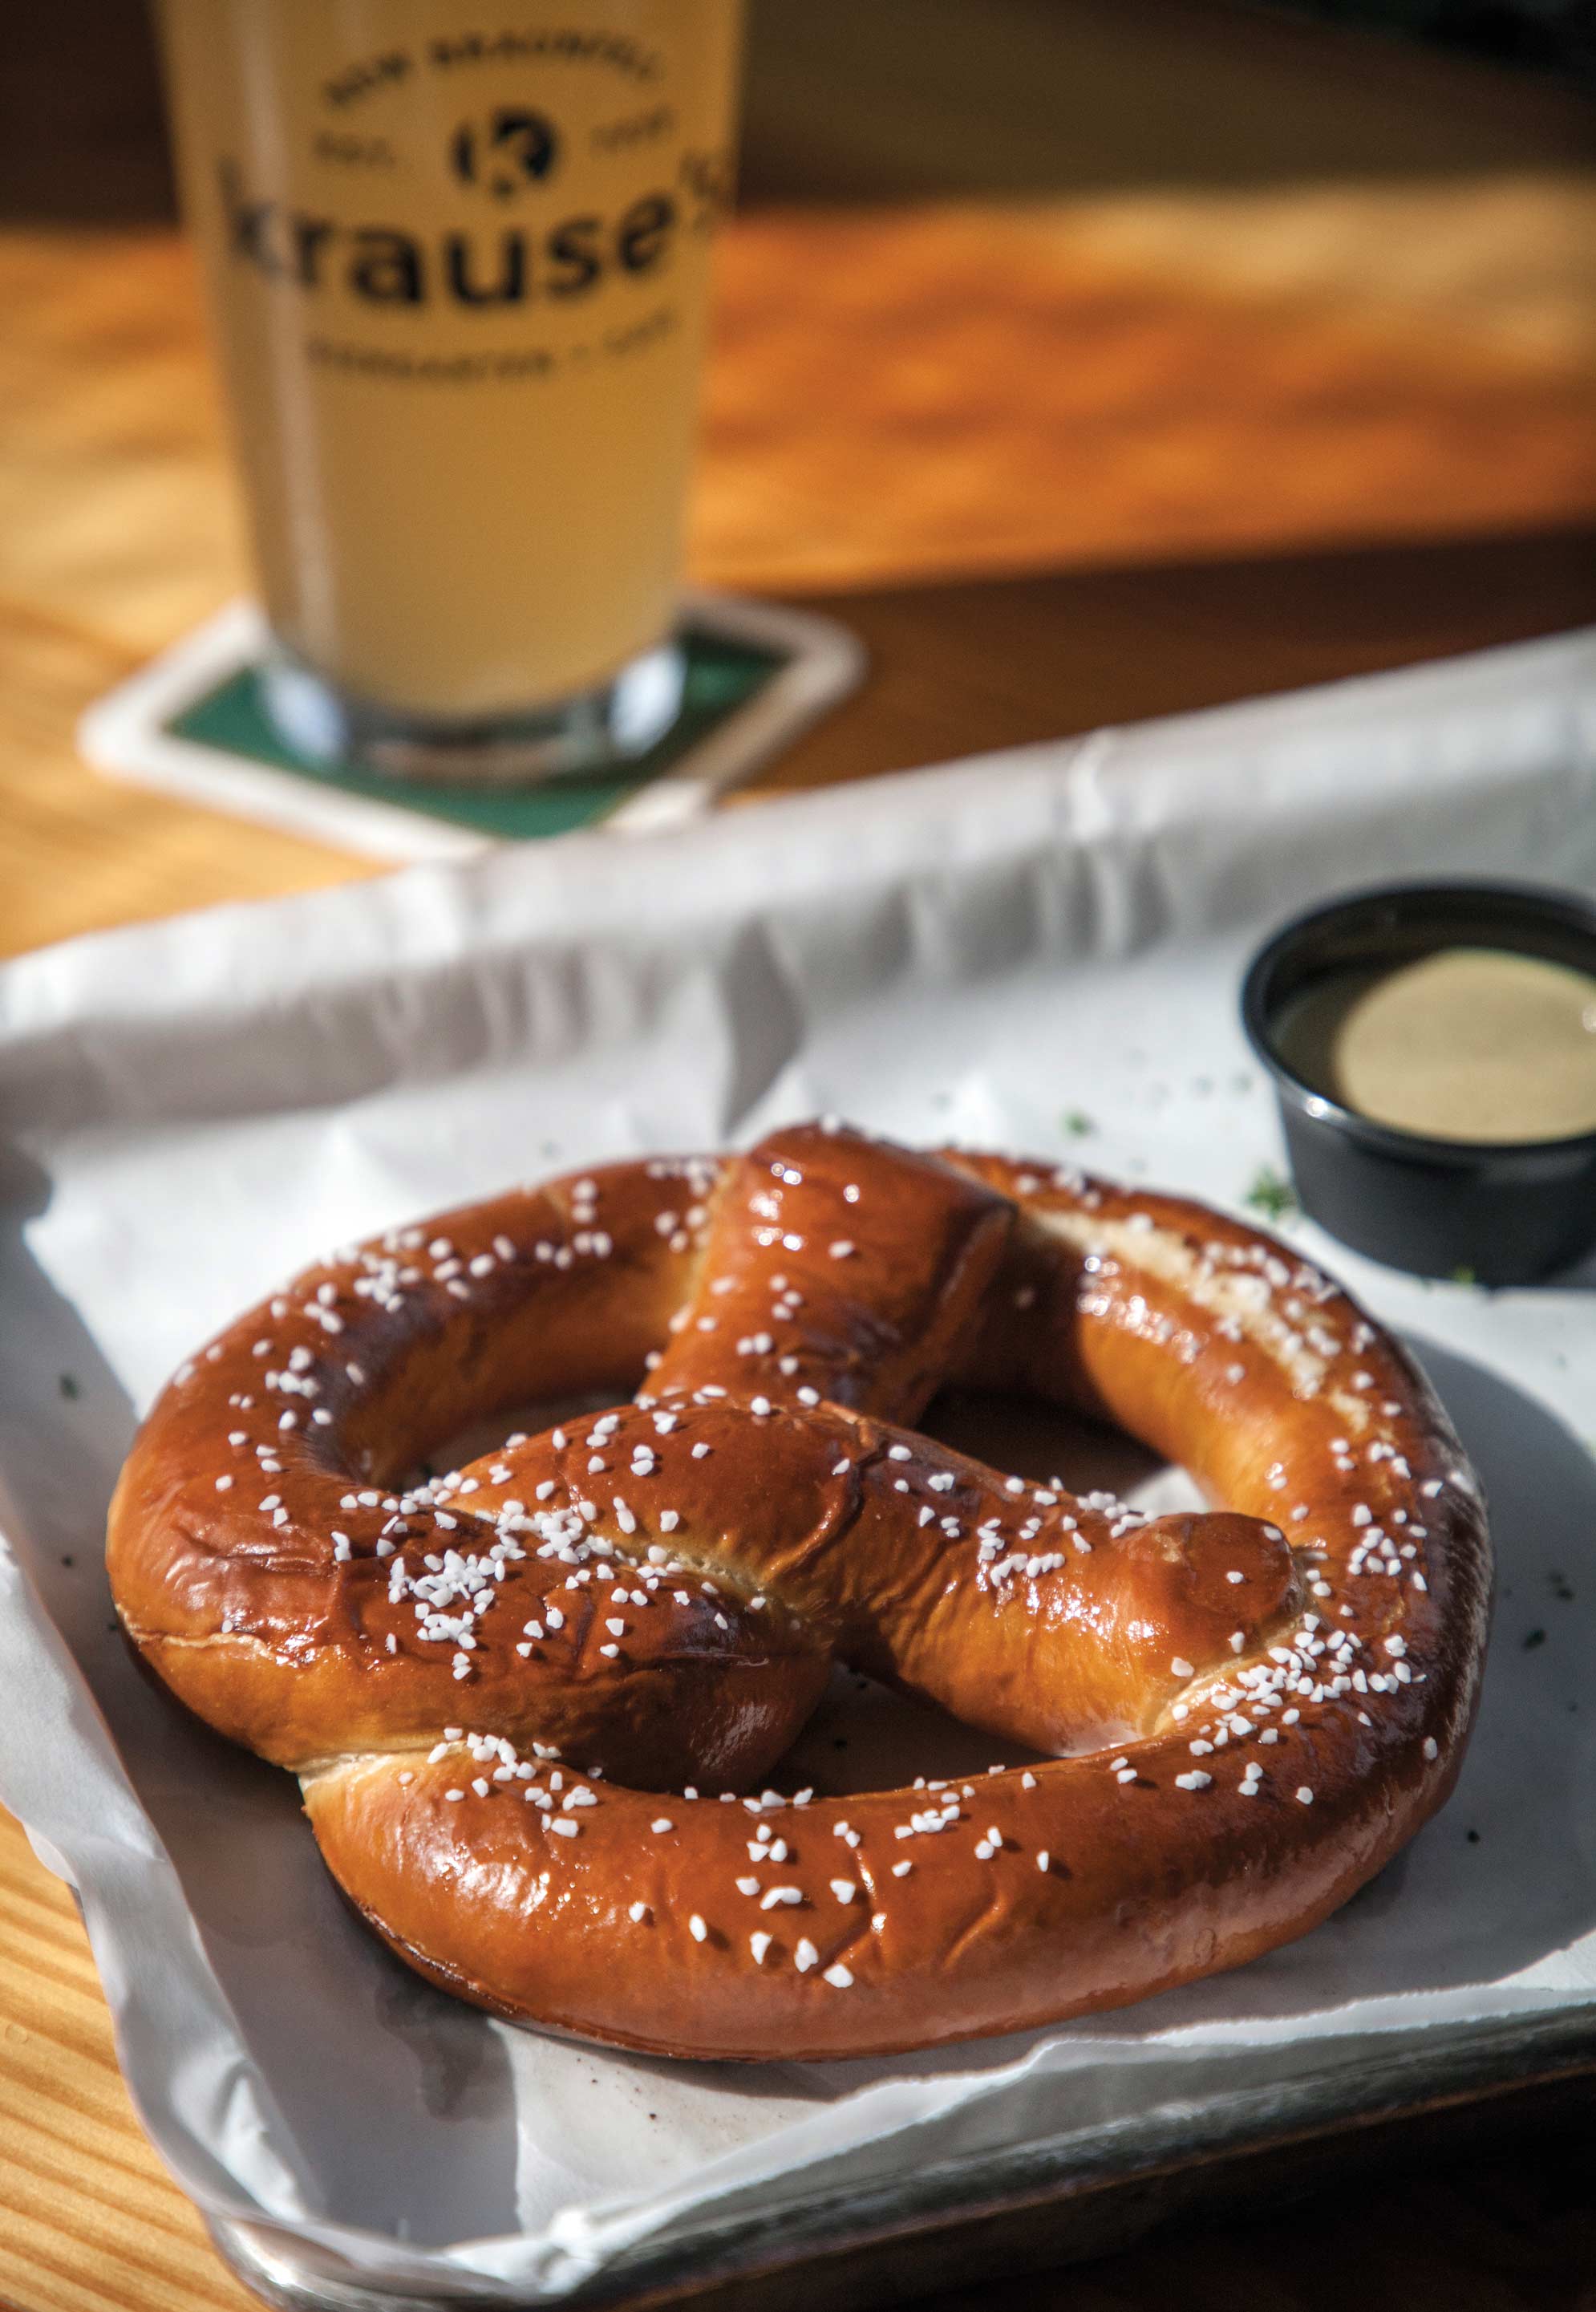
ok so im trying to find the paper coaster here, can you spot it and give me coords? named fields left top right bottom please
left=79, top=594, right=865, bottom=862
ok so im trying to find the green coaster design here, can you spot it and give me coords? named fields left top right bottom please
left=169, top=622, right=784, bottom=841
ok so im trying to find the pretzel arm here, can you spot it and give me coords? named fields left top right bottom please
left=644, top=1122, right=1014, bottom=1420
left=446, top=1403, right=1294, bottom=1748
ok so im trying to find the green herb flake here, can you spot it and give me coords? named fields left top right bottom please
left=1243, top=1165, right=1298, bottom=1223
left=1062, top=1109, right=1096, bottom=1139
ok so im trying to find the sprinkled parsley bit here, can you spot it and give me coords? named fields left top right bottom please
left=1062, top=1110, right=1095, bottom=1139
left=1243, top=1165, right=1298, bottom=1223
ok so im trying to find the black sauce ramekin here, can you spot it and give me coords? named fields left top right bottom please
left=1241, top=880, right=1596, bottom=1285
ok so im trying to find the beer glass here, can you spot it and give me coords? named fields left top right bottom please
left=157, top=0, right=744, bottom=778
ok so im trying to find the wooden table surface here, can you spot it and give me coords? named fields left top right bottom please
left=2, top=181, right=1596, bottom=2311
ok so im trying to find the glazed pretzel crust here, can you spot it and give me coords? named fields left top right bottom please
left=107, top=1125, right=1490, bottom=2061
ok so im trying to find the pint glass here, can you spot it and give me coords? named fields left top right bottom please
left=157, top=1, right=744, bottom=776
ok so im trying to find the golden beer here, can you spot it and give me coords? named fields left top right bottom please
left=158, top=0, right=743, bottom=773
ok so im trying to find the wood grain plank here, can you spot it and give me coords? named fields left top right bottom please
left=696, top=184, right=1596, bottom=594
left=735, top=525, right=1596, bottom=801
left=0, top=597, right=369, bottom=959
left=0, top=1809, right=258, bottom=2312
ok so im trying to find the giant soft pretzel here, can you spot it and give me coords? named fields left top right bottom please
left=107, top=1124, right=1490, bottom=2061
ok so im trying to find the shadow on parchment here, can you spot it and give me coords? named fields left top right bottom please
left=0, top=1138, right=518, bottom=2247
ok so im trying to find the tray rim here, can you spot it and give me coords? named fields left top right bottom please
left=205, top=1998, right=1596, bottom=2310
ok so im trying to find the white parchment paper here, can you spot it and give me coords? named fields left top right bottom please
left=2, top=627, right=1595, bottom=2300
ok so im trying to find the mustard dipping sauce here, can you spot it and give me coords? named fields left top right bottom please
left=1274, top=944, right=1596, bottom=1146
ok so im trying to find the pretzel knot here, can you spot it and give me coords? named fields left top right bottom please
left=108, top=1124, right=1489, bottom=2060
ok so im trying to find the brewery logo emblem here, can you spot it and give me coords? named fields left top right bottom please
left=451, top=108, right=560, bottom=196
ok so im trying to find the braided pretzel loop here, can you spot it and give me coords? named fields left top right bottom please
left=108, top=1125, right=1489, bottom=2060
